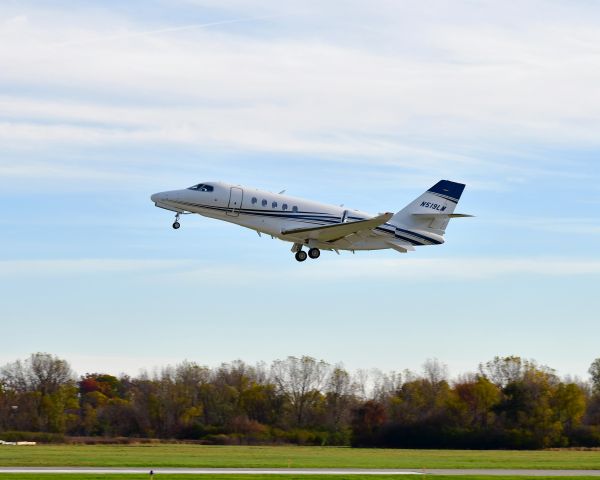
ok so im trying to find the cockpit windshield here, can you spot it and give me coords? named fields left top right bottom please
left=188, top=184, right=214, bottom=192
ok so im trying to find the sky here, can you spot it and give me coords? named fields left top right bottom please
left=0, top=0, right=599, bottom=382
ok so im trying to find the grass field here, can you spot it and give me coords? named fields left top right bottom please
left=0, top=476, right=600, bottom=480
left=0, top=445, right=599, bottom=470
left=0, top=477, right=600, bottom=480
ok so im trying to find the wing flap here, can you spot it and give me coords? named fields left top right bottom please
left=281, top=212, right=394, bottom=242
left=385, top=240, right=416, bottom=253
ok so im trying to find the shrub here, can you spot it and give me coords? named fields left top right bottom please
left=0, top=431, right=65, bottom=443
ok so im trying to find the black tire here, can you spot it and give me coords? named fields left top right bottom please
left=172, top=221, right=181, bottom=229
left=308, top=248, right=320, bottom=259
left=295, top=250, right=307, bottom=262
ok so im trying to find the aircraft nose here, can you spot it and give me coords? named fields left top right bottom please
left=151, top=192, right=164, bottom=203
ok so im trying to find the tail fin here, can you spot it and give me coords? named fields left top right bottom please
left=390, top=180, right=469, bottom=235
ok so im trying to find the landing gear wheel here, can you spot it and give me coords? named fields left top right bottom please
left=295, top=250, right=307, bottom=262
left=172, top=213, right=181, bottom=229
left=308, top=248, right=320, bottom=259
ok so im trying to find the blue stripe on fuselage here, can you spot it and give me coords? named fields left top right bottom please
left=170, top=201, right=438, bottom=246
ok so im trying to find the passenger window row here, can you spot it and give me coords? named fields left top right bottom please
left=251, top=197, right=298, bottom=212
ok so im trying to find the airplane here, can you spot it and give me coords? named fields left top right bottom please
left=150, top=180, right=471, bottom=262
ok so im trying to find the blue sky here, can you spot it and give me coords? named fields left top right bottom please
left=1, top=0, right=599, bottom=382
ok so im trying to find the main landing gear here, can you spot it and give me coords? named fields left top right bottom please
left=172, top=213, right=181, bottom=229
left=295, top=250, right=307, bottom=262
left=293, top=244, right=321, bottom=262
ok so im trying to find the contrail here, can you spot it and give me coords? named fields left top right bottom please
left=51, top=14, right=291, bottom=48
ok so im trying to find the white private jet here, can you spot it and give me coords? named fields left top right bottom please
left=150, top=180, right=471, bottom=261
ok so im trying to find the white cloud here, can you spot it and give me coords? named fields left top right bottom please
left=1, top=2, right=600, bottom=185
left=4, top=256, right=599, bottom=281
left=0, top=160, right=139, bottom=181
left=0, top=259, right=188, bottom=277
left=287, top=257, right=600, bottom=280
left=56, top=353, right=190, bottom=377
left=486, top=216, right=600, bottom=236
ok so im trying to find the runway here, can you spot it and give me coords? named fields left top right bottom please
left=1, top=467, right=599, bottom=475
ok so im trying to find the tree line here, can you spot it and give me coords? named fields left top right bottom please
left=1, top=353, right=600, bottom=449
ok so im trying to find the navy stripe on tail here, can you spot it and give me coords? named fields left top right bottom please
left=427, top=180, right=465, bottom=203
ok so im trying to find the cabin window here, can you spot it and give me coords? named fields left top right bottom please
left=272, top=201, right=277, bottom=208
left=282, top=203, right=288, bottom=211
left=261, top=199, right=267, bottom=207
left=251, top=197, right=257, bottom=204
left=292, top=206, right=298, bottom=213
left=188, top=183, right=214, bottom=192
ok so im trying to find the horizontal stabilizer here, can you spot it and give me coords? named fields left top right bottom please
left=412, top=213, right=474, bottom=218
left=282, top=212, right=393, bottom=242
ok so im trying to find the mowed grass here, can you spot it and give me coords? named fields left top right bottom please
left=0, top=476, right=600, bottom=480
left=0, top=477, right=600, bottom=480
left=0, top=445, right=599, bottom=469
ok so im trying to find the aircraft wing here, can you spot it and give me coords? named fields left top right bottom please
left=281, top=212, right=394, bottom=243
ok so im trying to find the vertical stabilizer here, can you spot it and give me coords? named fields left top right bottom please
left=390, top=180, right=467, bottom=235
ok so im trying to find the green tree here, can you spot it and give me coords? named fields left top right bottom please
left=1, top=353, right=74, bottom=395
left=479, top=356, right=526, bottom=387
left=271, top=356, right=329, bottom=426
left=79, top=373, right=123, bottom=398
left=42, top=384, right=79, bottom=433
left=589, top=358, right=600, bottom=394
left=552, top=382, right=586, bottom=432
left=0, top=353, right=77, bottom=434
left=351, top=400, right=386, bottom=446
left=324, top=366, right=356, bottom=433
left=454, top=375, right=500, bottom=428
left=495, top=368, right=563, bottom=448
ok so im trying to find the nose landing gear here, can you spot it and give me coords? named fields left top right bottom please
left=308, top=248, right=320, bottom=259
left=172, top=213, right=181, bottom=229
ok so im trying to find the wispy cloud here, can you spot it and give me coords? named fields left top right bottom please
left=0, top=259, right=188, bottom=276
left=50, top=14, right=290, bottom=48
left=2, top=2, right=600, bottom=187
left=4, top=257, right=600, bottom=281
left=2, top=1, right=599, bottom=382
left=281, top=257, right=600, bottom=281
left=485, top=216, right=600, bottom=236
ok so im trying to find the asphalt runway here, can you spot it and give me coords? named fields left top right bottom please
left=1, top=468, right=600, bottom=475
